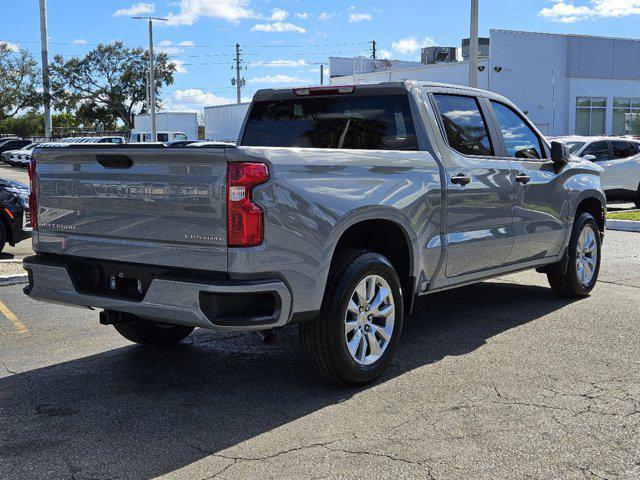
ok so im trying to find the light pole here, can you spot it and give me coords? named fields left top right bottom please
left=468, top=0, right=479, bottom=88
left=38, top=0, right=52, bottom=139
left=132, top=16, right=167, bottom=142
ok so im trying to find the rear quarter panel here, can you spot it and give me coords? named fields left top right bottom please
left=226, top=146, right=442, bottom=314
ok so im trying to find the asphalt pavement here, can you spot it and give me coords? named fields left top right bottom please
left=0, top=230, right=639, bottom=479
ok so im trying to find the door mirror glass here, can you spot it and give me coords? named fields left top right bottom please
left=582, top=154, right=597, bottom=161
left=551, top=141, right=569, bottom=165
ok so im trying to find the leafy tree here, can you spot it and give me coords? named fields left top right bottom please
left=0, top=112, right=44, bottom=138
left=0, top=44, right=42, bottom=119
left=50, top=41, right=176, bottom=129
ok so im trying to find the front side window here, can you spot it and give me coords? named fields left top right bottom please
left=564, top=141, right=586, bottom=154
left=491, top=101, right=545, bottom=159
left=433, top=94, right=493, bottom=156
left=242, top=94, right=418, bottom=150
left=576, top=97, right=606, bottom=136
left=613, top=97, right=640, bottom=136
left=611, top=140, right=632, bottom=159
left=582, top=141, right=610, bottom=161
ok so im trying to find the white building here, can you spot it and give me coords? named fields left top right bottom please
left=331, top=30, right=640, bottom=137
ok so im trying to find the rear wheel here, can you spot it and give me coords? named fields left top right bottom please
left=299, top=250, right=404, bottom=386
left=113, top=317, right=194, bottom=346
left=546, top=212, right=601, bottom=298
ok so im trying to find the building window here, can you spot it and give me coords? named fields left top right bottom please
left=576, top=97, right=606, bottom=136
left=613, top=98, right=640, bottom=135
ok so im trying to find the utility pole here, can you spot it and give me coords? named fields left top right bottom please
left=38, top=0, right=52, bottom=139
left=371, top=40, right=377, bottom=60
left=320, top=64, right=324, bottom=85
left=132, top=16, right=167, bottom=141
left=468, top=0, right=479, bottom=88
left=232, top=43, right=245, bottom=104
left=145, top=67, right=150, bottom=114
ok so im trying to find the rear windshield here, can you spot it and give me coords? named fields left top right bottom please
left=241, top=94, right=418, bottom=150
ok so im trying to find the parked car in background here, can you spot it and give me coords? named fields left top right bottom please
left=0, top=139, right=32, bottom=157
left=0, top=179, right=31, bottom=253
left=130, top=131, right=188, bottom=143
left=555, top=136, right=640, bottom=207
left=54, top=136, right=126, bottom=144
left=5, top=143, right=41, bottom=167
left=24, top=82, right=606, bottom=386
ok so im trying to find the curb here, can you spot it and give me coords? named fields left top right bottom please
left=0, top=274, right=28, bottom=287
left=607, top=220, right=640, bottom=233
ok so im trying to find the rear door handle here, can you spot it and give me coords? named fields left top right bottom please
left=515, top=173, right=531, bottom=185
left=451, top=173, right=471, bottom=186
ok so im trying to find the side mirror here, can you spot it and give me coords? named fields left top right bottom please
left=582, top=154, right=597, bottom=161
left=551, top=141, right=569, bottom=165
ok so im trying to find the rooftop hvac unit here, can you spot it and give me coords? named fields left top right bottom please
left=421, top=46, right=457, bottom=65
left=461, top=37, right=490, bottom=59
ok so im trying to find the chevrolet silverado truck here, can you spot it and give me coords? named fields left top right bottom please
left=23, top=82, right=606, bottom=386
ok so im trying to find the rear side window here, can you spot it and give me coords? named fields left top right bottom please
left=583, top=141, right=610, bottom=161
left=433, top=94, right=493, bottom=156
left=241, top=94, right=418, bottom=150
left=611, top=140, right=632, bottom=159
left=491, top=101, right=546, bottom=159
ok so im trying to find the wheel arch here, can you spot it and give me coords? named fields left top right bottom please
left=325, top=213, right=416, bottom=314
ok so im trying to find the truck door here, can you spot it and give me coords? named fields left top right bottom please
left=431, top=93, right=515, bottom=277
left=487, top=100, right=565, bottom=263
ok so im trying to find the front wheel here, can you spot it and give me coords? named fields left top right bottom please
left=0, top=222, right=6, bottom=253
left=299, top=250, right=404, bottom=386
left=547, top=212, right=602, bottom=298
left=113, top=316, right=195, bottom=346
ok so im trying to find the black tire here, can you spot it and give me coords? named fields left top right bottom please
left=0, top=221, right=6, bottom=253
left=113, top=317, right=194, bottom=346
left=547, top=212, right=602, bottom=298
left=299, top=250, right=404, bottom=386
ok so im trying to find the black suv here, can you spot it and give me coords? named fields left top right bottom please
left=0, top=139, right=32, bottom=156
left=0, top=179, right=31, bottom=253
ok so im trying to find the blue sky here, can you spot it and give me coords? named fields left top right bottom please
left=3, top=0, right=640, bottom=111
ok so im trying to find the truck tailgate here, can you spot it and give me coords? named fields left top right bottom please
left=33, top=146, right=228, bottom=272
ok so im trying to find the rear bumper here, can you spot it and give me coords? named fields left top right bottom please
left=22, top=256, right=292, bottom=331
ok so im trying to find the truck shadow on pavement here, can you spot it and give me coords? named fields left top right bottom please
left=0, top=280, right=577, bottom=479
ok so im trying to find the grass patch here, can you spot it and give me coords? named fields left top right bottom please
left=608, top=210, right=640, bottom=221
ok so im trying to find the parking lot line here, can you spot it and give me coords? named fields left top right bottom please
left=0, top=299, right=27, bottom=334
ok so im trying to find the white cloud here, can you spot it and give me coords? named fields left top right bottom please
left=269, top=8, right=288, bottom=21
left=170, top=88, right=238, bottom=107
left=379, top=49, right=393, bottom=59
left=251, top=21, right=306, bottom=33
left=169, top=59, right=188, bottom=74
left=391, top=36, right=437, bottom=55
left=318, top=12, right=335, bottom=21
left=113, top=2, right=155, bottom=17
left=348, top=12, right=372, bottom=22
left=249, top=74, right=309, bottom=84
left=249, top=59, right=308, bottom=67
left=294, top=12, right=309, bottom=19
left=72, top=39, right=87, bottom=45
left=157, top=40, right=195, bottom=55
left=0, top=41, right=19, bottom=52
left=540, top=0, right=640, bottom=23
left=167, top=0, right=256, bottom=25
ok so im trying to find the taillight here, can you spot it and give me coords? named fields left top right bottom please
left=28, top=157, right=37, bottom=230
left=227, top=162, right=269, bottom=247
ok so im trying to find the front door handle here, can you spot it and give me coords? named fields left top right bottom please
left=451, top=173, right=471, bottom=186
left=515, top=173, right=531, bottom=185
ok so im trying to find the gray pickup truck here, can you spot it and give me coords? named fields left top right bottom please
left=23, top=82, right=606, bottom=385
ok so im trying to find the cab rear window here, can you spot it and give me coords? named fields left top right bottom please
left=241, top=94, right=418, bottom=150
